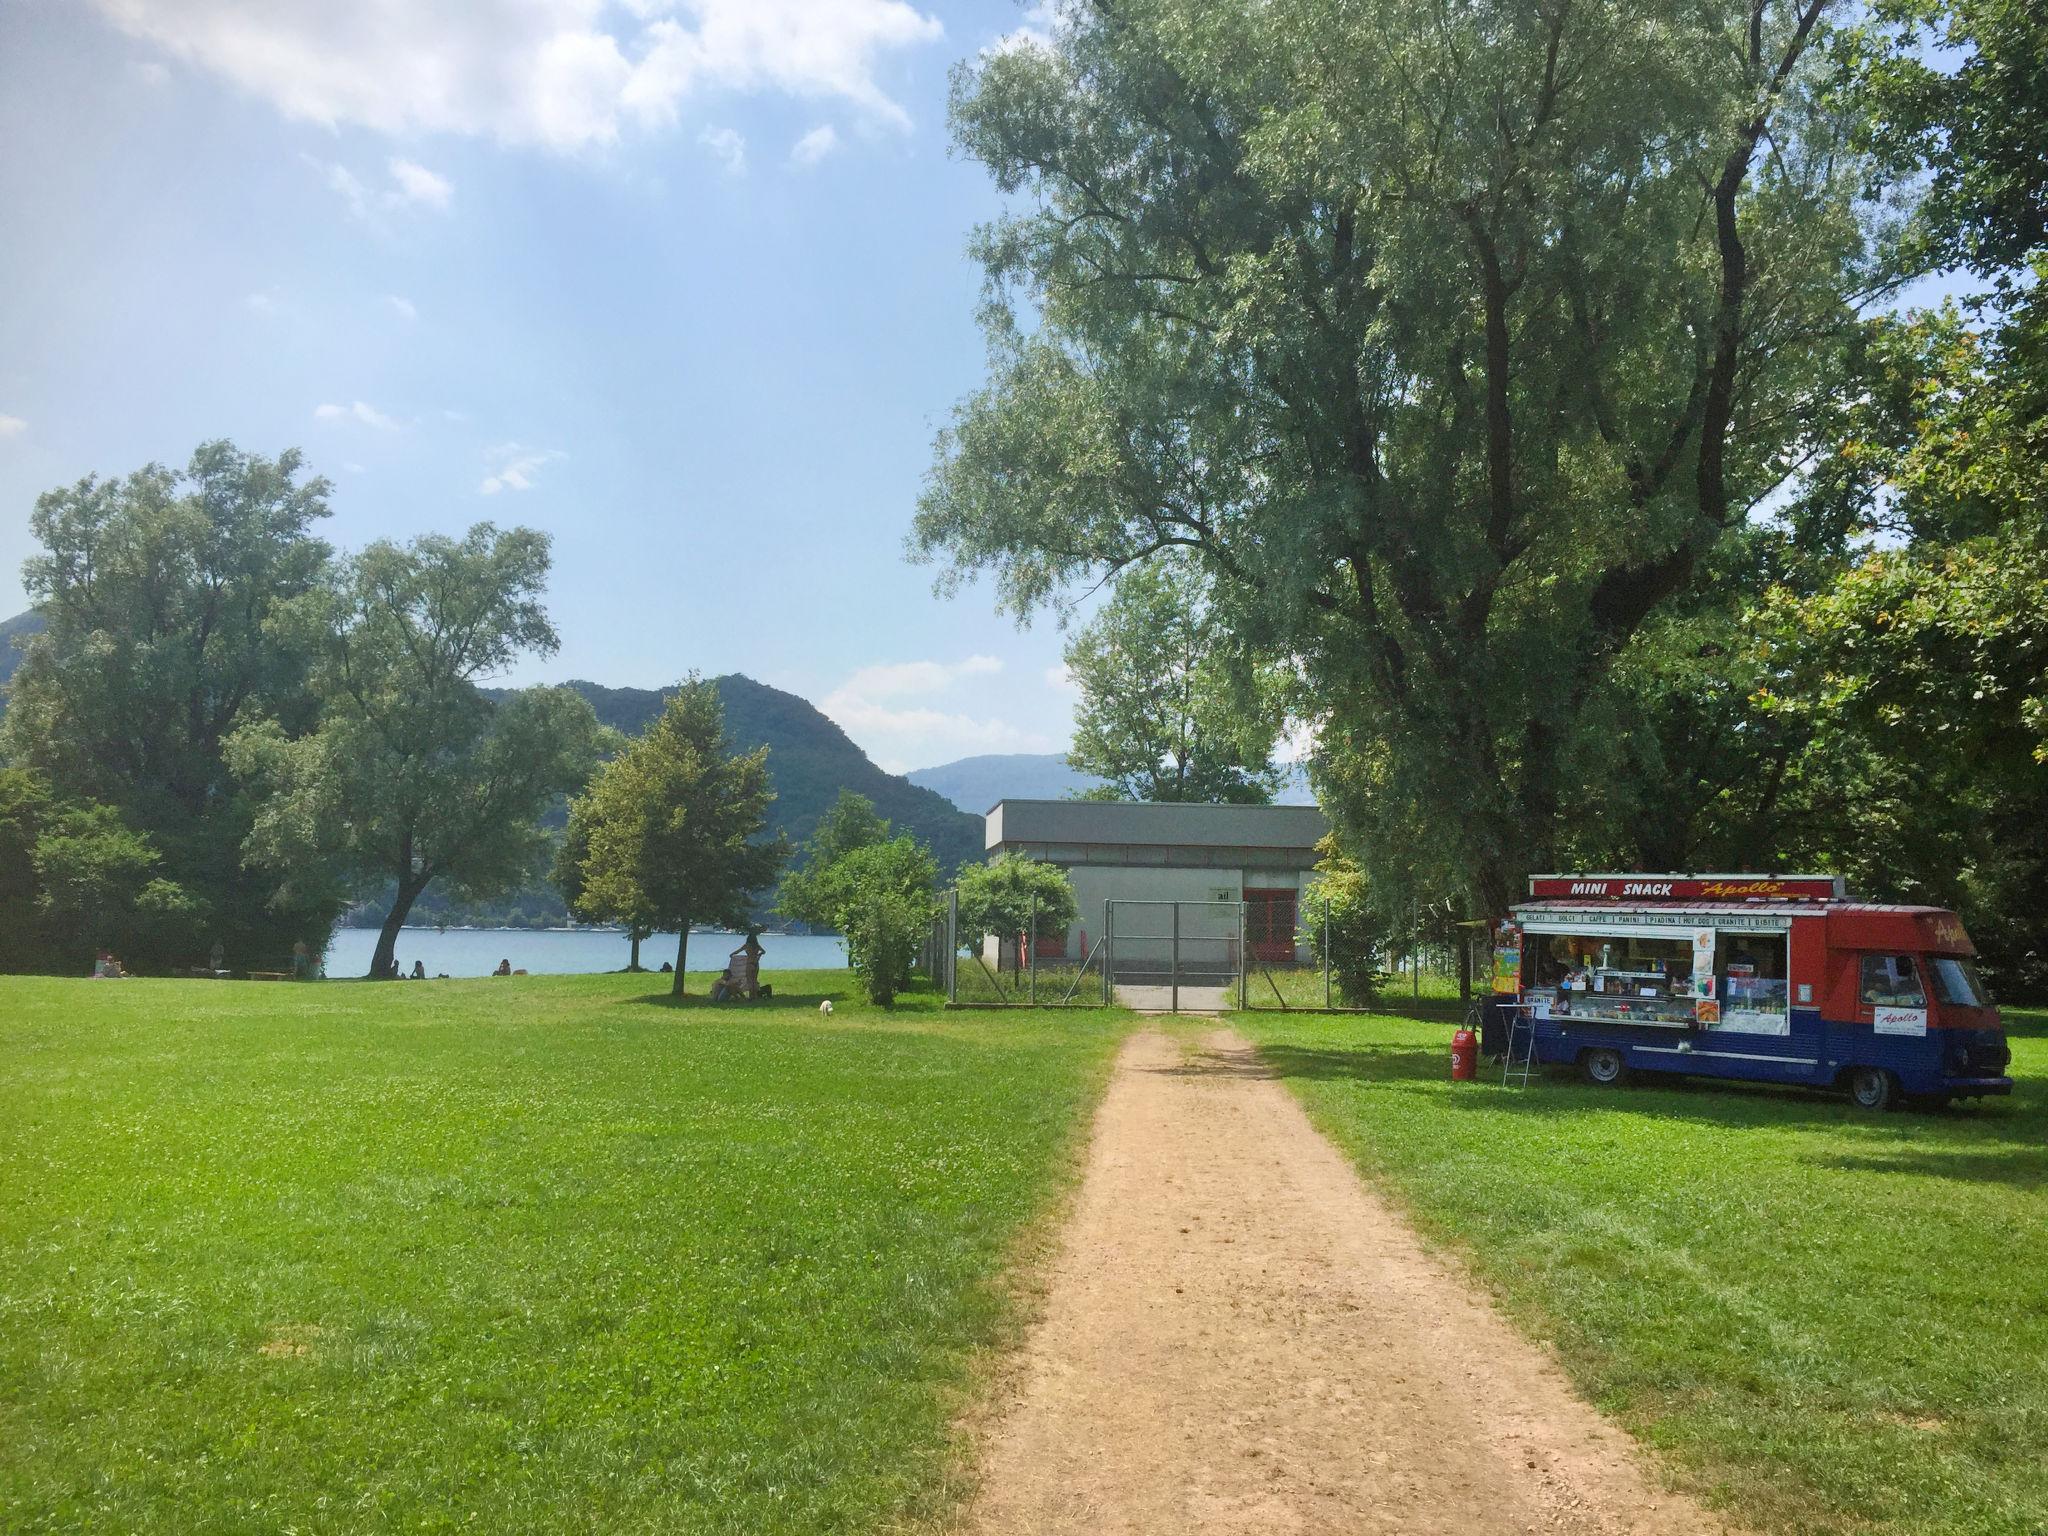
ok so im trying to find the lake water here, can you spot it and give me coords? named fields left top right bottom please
left=323, top=926, right=847, bottom=978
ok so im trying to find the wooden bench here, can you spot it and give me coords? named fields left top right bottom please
left=247, top=970, right=289, bottom=982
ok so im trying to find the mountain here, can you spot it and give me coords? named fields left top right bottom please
left=0, top=610, right=43, bottom=690
left=909, top=752, right=1105, bottom=813
left=909, top=749, right=1319, bottom=811
left=560, top=676, right=984, bottom=873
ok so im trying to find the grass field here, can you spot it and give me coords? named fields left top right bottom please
left=1238, top=1002, right=2048, bottom=1536
left=0, top=971, right=1125, bottom=1535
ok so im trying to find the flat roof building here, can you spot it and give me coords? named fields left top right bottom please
left=984, top=799, right=1327, bottom=964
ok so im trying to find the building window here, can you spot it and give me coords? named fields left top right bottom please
left=1244, top=888, right=1297, bottom=962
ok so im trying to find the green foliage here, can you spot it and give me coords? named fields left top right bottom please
left=0, top=767, right=205, bottom=974
left=777, top=789, right=896, bottom=929
left=0, top=971, right=1125, bottom=1534
left=1846, top=0, right=2048, bottom=280
left=1299, top=839, right=1391, bottom=1005
left=560, top=676, right=787, bottom=994
left=955, top=853, right=1078, bottom=948
left=775, top=793, right=938, bottom=1004
left=0, top=442, right=337, bottom=967
left=227, top=524, right=604, bottom=978
left=1063, top=550, right=1284, bottom=803
left=841, top=881, right=937, bottom=1008
left=916, top=0, right=1879, bottom=915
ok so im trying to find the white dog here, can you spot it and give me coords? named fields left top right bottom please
left=819, top=999, right=834, bottom=1016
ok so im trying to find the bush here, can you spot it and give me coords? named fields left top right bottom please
left=843, top=884, right=935, bottom=1007
left=1300, top=843, right=1390, bottom=1005
left=955, top=853, right=1078, bottom=958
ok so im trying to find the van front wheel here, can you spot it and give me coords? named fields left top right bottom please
left=1848, top=1066, right=1897, bottom=1111
left=1582, top=1048, right=1627, bottom=1086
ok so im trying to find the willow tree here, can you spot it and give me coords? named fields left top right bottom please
left=913, top=0, right=1885, bottom=915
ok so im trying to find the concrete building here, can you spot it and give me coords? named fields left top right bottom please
left=982, top=798, right=1328, bottom=970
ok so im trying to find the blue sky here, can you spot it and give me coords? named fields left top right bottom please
left=0, top=0, right=1081, bottom=772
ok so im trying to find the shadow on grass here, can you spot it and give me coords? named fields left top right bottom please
left=1250, top=1038, right=2035, bottom=1140
left=1814, top=1146, right=2048, bottom=1185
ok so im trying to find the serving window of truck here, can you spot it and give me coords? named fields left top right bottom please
left=1504, top=875, right=2012, bottom=1109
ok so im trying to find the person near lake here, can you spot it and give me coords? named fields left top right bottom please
left=290, top=939, right=313, bottom=980
left=410, top=960, right=426, bottom=980
left=494, top=958, right=512, bottom=977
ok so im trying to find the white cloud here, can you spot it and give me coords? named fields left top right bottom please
left=91, top=0, right=944, bottom=152
left=0, top=415, right=27, bottom=440
left=130, top=58, right=170, bottom=84
left=386, top=294, right=418, bottom=321
left=987, top=0, right=1068, bottom=55
left=822, top=655, right=1051, bottom=771
left=698, top=124, right=746, bottom=175
left=1044, top=661, right=1075, bottom=692
left=788, top=122, right=838, bottom=167
left=244, top=286, right=283, bottom=315
left=314, top=399, right=403, bottom=430
left=387, top=157, right=453, bottom=209
left=479, top=441, right=565, bottom=494
left=306, top=154, right=452, bottom=221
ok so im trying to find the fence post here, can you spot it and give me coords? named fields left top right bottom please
left=1171, top=901, right=1180, bottom=1015
left=1028, top=895, right=1038, bottom=1007
left=1238, top=899, right=1248, bottom=1011
left=1102, top=898, right=1112, bottom=1007
left=1323, top=898, right=1332, bottom=1011
left=947, top=888, right=959, bottom=1004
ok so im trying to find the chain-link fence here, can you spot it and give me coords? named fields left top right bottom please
left=928, top=890, right=1456, bottom=1012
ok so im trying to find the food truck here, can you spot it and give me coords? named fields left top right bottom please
left=1501, top=874, right=2012, bottom=1108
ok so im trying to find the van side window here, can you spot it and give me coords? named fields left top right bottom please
left=1859, top=953, right=1925, bottom=1007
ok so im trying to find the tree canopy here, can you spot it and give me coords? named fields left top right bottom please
left=1063, top=550, right=1284, bottom=803
left=229, top=523, right=605, bottom=978
left=558, top=676, right=787, bottom=995
left=1, top=442, right=336, bottom=965
left=915, top=0, right=1880, bottom=915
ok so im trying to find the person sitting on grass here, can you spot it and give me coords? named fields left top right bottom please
left=410, top=960, right=426, bottom=980
left=494, top=958, right=511, bottom=977
left=91, top=951, right=127, bottom=979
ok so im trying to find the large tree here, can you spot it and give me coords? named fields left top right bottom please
left=1063, top=550, right=1284, bottom=803
left=558, top=676, right=786, bottom=996
left=229, top=524, right=604, bottom=978
left=913, top=0, right=1881, bottom=915
left=2, top=441, right=335, bottom=964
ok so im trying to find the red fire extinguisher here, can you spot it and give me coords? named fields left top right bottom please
left=1451, top=1024, right=1478, bottom=1081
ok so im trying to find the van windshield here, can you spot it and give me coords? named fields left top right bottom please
left=1932, top=956, right=1990, bottom=1008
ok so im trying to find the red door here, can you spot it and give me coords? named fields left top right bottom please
left=1244, top=888, right=1298, bottom=963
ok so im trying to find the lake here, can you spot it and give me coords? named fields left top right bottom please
left=323, top=926, right=847, bottom=978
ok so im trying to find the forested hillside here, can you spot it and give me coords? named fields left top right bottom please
left=342, top=673, right=982, bottom=930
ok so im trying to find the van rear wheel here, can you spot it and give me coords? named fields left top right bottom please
left=1582, top=1048, right=1627, bottom=1086
left=1848, top=1066, right=1897, bottom=1111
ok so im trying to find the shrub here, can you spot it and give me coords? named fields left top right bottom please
left=1300, top=842, right=1390, bottom=1005
left=843, top=883, right=936, bottom=1007
left=955, top=853, right=1078, bottom=959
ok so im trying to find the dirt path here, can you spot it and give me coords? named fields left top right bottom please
left=960, top=1028, right=1729, bottom=1536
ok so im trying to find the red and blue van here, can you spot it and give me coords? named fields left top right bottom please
left=1506, top=874, right=2012, bottom=1108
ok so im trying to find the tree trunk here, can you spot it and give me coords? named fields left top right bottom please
left=671, top=922, right=690, bottom=997
left=371, top=879, right=426, bottom=979
left=627, top=929, right=643, bottom=972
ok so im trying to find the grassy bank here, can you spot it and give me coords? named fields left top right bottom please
left=1237, top=1003, right=2048, bottom=1535
left=0, top=971, right=1125, bottom=1534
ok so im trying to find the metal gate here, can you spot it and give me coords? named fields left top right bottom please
left=1101, top=899, right=1247, bottom=1012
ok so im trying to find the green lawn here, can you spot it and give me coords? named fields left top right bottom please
left=0, top=971, right=1125, bottom=1535
left=1238, top=1002, right=2048, bottom=1536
